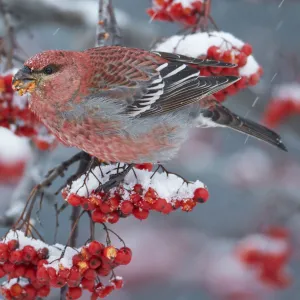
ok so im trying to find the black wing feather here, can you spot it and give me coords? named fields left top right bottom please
left=152, top=51, right=237, bottom=68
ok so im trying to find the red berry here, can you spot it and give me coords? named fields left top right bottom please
left=161, top=203, right=173, bottom=214
left=207, top=46, right=219, bottom=59
left=37, top=285, right=50, bottom=297
left=9, top=249, right=23, bottom=264
left=92, top=210, right=107, bottom=223
left=68, top=194, right=83, bottom=206
left=236, top=76, right=247, bottom=89
left=89, top=256, right=102, bottom=269
left=237, top=52, right=247, bottom=67
left=103, top=246, right=117, bottom=260
left=24, top=285, right=37, bottom=298
left=77, top=260, right=89, bottom=273
left=25, top=267, right=36, bottom=281
left=83, top=268, right=96, bottom=281
left=14, top=265, right=26, bottom=277
left=152, top=198, right=167, bottom=212
left=226, top=84, right=237, bottom=96
left=114, top=247, right=132, bottom=265
left=88, top=241, right=104, bottom=256
left=181, top=199, right=196, bottom=212
left=120, top=200, right=134, bottom=215
left=241, top=43, right=253, bottom=56
left=47, top=267, right=57, bottom=279
left=193, top=187, right=209, bottom=203
left=111, top=277, right=124, bottom=289
left=135, top=163, right=153, bottom=171
left=99, top=202, right=112, bottom=214
left=97, top=267, right=111, bottom=276
left=3, top=262, right=15, bottom=273
left=50, top=276, right=66, bottom=288
left=130, top=193, right=142, bottom=204
left=58, top=268, right=70, bottom=279
left=0, top=243, right=9, bottom=262
left=98, top=285, right=114, bottom=298
left=72, top=253, right=83, bottom=266
left=7, top=240, right=19, bottom=251
left=23, top=245, right=37, bottom=261
left=67, top=287, right=82, bottom=299
left=68, top=266, right=81, bottom=282
left=37, top=247, right=49, bottom=259
left=108, top=211, right=120, bottom=224
left=133, top=207, right=149, bottom=220
left=249, top=73, right=260, bottom=86
left=200, top=68, right=212, bottom=77
left=109, top=196, right=120, bottom=210
left=145, top=187, right=157, bottom=199
left=10, top=283, right=23, bottom=297
left=81, top=277, right=95, bottom=291
left=133, top=184, right=143, bottom=194
left=222, top=50, right=233, bottom=63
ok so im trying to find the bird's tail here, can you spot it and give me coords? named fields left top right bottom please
left=202, top=105, right=287, bottom=151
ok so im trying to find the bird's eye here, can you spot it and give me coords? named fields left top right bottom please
left=43, top=66, right=54, bottom=75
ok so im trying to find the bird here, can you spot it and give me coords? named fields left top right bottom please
left=12, top=46, right=287, bottom=164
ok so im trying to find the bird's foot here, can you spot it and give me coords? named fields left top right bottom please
left=97, top=163, right=134, bottom=193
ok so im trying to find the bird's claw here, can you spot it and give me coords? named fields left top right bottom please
left=97, top=164, right=134, bottom=193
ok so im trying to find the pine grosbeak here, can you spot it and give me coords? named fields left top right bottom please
left=12, top=46, right=286, bottom=163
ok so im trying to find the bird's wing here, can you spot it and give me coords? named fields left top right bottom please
left=85, top=46, right=239, bottom=117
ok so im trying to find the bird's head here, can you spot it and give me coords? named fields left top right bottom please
left=12, top=50, right=88, bottom=101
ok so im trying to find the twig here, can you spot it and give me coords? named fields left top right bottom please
left=12, top=151, right=90, bottom=230
left=0, top=0, right=16, bottom=70
left=70, top=207, right=81, bottom=248
left=96, top=0, right=121, bottom=47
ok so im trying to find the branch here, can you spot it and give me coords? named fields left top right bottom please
left=0, top=0, right=16, bottom=70
left=3, top=0, right=87, bottom=29
left=96, top=0, right=122, bottom=47
left=12, top=151, right=91, bottom=231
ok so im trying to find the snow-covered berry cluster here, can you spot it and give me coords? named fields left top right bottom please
left=147, top=0, right=206, bottom=25
left=62, top=163, right=209, bottom=223
left=264, top=83, right=300, bottom=128
left=236, top=227, right=291, bottom=288
left=0, top=71, right=56, bottom=151
left=0, top=231, right=130, bottom=300
left=154, top=31, right=263, bottom=102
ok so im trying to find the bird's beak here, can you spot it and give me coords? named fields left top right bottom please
left=12, top=67, right=37, bottom=96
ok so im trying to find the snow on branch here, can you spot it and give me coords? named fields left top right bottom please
left=63, top=163, right=209, bottom=223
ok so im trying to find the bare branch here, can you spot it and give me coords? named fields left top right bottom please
left=96, top=0, right=122, bottom=47
left=0, top=0, right=16, bottom=70
left=4, top=0, right=86, bottom=29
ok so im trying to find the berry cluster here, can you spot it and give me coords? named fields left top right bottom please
left=263, top=83, right=300, bottom=127
left=202, top=44, right=263, bottom=102
left=236, top=227, right=291, bottom=288
left=62, top=164, right=209, bottom=223
left=147, top=0, right=206, bottom=25
left=154, top=31, right=263, bottom=102
left=0, top=72, right=56, bottom=151
left=0, top=231, right=131, bottom=299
